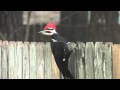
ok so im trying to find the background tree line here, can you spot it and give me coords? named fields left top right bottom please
left=0, top=11, right=119, bottom=43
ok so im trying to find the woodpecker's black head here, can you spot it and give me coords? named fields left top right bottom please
left=38, top=22, right=57, bottom=36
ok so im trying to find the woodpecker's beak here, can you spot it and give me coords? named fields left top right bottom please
left=38, top=30, right=44, bottom=34
left=38, top=30, right=53, bottom=36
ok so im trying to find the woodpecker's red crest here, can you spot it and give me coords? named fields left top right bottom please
left=38, top=22, right=57, bottom=36
left=44, top=22, right=56, bottom=30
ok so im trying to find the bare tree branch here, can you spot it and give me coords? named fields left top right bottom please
left=24, top=11, right=32, bottom=41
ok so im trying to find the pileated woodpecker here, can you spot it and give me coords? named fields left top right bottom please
left=38, top=22, right=74, bottom=79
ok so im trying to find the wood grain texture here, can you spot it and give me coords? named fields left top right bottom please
left=0, top=41, right=2, bottom=79
left=44, top=42, right=52, bottom=79
left=23, top=42, right=29, bottom=79
left=75, top=42, right=85, bottom=79
left=16, top=42, right=23, bottom=79
left=68, top=42, right=76, bottom=79
left=113, top=44, right=120, bottom=79
left=8, top=41, right=16, bottom=79
left=85, top=42, right=95, bottom=79
left=51, top=54, right=60, bottom=79
left=36, top=42, right=44, bottom=79
left=0, top=41, right=114, bottom=79
left=94, top=42, right=104, bottom=79
left=30, top=42, right=37, bottom=79
left=103, top=42, right=113, bottom=79
left=2, top=41, right=8, bottom=79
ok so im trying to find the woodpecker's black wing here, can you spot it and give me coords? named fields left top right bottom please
left=51, top=34, right=74, bottom=79
left=51, top=34, right=73, bottom=59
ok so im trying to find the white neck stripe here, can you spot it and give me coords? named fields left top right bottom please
left=52, top=39, right=58, bottom=42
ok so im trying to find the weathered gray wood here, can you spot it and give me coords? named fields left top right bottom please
left=15, top=42, right=23, bottom=79
left=85, top=42, right=95, bottom=79
left=68, top=42, right=76, bottom=79
left=23, top=42, right=29, bottom=79
left=22, top=42, right=30, bottom=79
left=30, top=42, right=37, bottom=79
left=103, top=42, right=113, bottom=79
left=44, top=42, right=52, bottom=79
left=2, top=41, right=8, bottom=79
left=51, top=54, right=60, bottom=79
left=0, top=41, right=2, bottom=79
left=36, top=42, right=44, bottom=79
left=94, top=42, right=104, bottom=79
left=0, top=41, right=114, bottom=79
left=8, top=42, right=16, bottom=79
left=67, top=42, right=76, bottom=53
left=75, top=42, right=85, bottom=79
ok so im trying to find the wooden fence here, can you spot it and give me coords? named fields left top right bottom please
left=0, top=41, right=120, bottom=79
